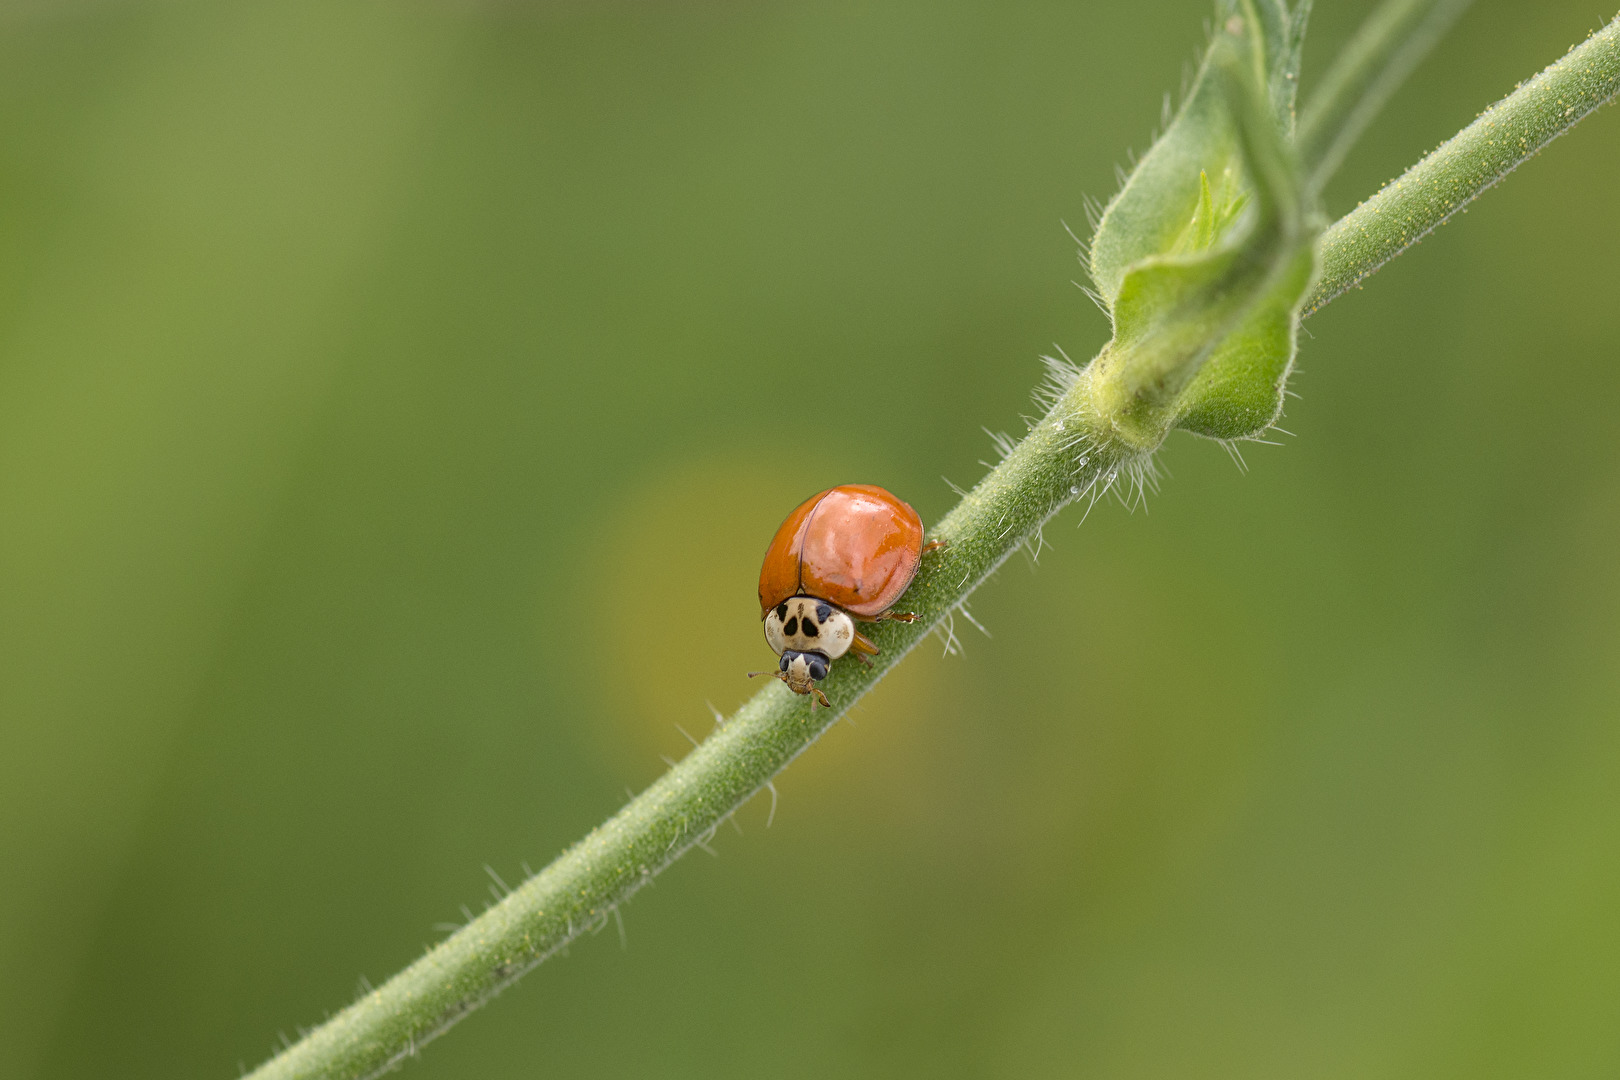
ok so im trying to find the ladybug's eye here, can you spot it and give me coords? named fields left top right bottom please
left=778, top=653, right=792, bottom=672
left=805, top=655, right=828, bottom=681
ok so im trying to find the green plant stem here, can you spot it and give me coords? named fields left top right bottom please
left=246, top=14, right=1620, bottom=1080
left=1307, top=12, right=1620, bottom=314
left=249, top=367, right=1136, bottom=1080
left=1296, top=0, right=1475, bottom=189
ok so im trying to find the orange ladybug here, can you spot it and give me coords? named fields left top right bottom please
left=752, top=484, right=940, bottom=706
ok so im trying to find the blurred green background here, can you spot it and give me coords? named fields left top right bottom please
left=2, top=1, right=1618, bottom=1076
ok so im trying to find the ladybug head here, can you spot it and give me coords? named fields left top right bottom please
left=780, top=649, right=829, bottom=688
left=749, top=649, right=832, bottom=708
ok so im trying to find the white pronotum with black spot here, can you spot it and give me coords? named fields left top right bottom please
left=763, top=596, right=854, bottom=660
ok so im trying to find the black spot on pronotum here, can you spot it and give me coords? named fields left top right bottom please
left=800, top=617, right=819, bottom=638
left=783, top=616, right=799, bottom=637
left=815, top=602, right=832, bottom=623
left=776, top=602, right=788, bottom=621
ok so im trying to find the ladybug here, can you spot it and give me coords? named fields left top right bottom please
left=752, top=484, right=942, bottom=707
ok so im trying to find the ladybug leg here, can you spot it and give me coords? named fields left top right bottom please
left=922, top=538, right=949, bottom=554
left=850, top=631, right=881, bottom=666
left=873, top=609, right=918, bottom=624
left=811, top=687, right=831, bottom=709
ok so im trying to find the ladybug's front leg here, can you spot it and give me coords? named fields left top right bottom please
left=849, top=630, right=881, bottom=667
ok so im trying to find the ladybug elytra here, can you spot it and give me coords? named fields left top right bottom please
left=751, top=484, right=940, bottom=707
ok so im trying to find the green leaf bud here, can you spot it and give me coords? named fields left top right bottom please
left=1083, top=0, right=1320, bottom=450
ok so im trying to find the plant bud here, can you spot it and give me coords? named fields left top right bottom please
left=1082, top=0, right=1321, bottom=449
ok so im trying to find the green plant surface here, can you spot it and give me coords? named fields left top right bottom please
left=239, top=6, right=1620, bottom=1077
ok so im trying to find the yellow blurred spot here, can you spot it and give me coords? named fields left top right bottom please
left=580, top=458, right=838, bottom=767
left=579, top=456, right=946, bottom=800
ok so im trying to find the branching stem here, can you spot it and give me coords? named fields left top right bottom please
left=1307, top=12, right=1620, bottom=314
left=1296, top=0, right=1475, bottom=189
left=246, top=13, right=1620, bottom=1079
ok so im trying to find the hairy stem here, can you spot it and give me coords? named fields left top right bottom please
left=1306, top=12, right=1620, bottom=314
left=245, top=14, right=1620, bottom=1079
left=249, top=364, right=1135, bottom=1080
left=1296, top=0, right=1475, bottom=189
